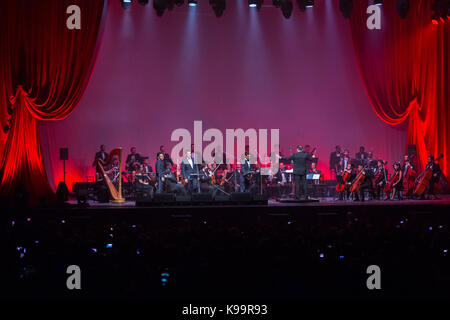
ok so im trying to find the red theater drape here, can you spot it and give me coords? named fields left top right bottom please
left=0, top=0, right=106, bottom=203
left=349, top=0, right=450, bottom=177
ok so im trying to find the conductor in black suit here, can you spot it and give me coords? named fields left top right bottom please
left=280, top=145, right=315, bottom=200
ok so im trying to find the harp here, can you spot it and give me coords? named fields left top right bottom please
left=96, top=148, right=125, bottom=203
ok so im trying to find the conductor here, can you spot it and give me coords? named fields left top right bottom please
left=280, top=145, right=315, bottom=200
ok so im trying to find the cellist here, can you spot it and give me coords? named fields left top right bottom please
left=352, top=163, right=374, bottom=202
left=386, top=162, right=403, bottom=200
left=418, top=156, right=442, bottom=200
left=373, top=160, right=388, bottom=200
left=402, top=155, right=416, bottom=198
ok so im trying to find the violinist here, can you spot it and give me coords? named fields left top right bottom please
left=373, top=160, right=388, bottom=200
left=386, top=162, right=403, bottom=200
left=199, top=164, right=214, bottom=193
left=402, top=155, right=416, bottom=198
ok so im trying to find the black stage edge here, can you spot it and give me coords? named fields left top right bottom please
left=276, top=197, right=320, bottom=203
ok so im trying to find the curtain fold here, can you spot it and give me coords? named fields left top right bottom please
left=349, top=0, right=449, bottom=177
left=0, top=0, right=106, bottom=203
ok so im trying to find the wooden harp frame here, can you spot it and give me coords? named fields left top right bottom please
left=96, top=147, right=125, bottom=203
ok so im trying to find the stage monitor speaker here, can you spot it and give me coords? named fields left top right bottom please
left=214, top=194, right=231, bottom=203
left=407, top=144, right=417, bottom=157
left=253, top=193, right=268, bottom=204
left=191, top=193, right=214, bottom=203
left=153, top=193, right=176, bottom=203
left=60, top=147, right=69, bottom=161
left=176, top=195, right=192, bottom=203
left=136, top=192, right=153, bottom=206
left=231, top=192, right=252, bottom=203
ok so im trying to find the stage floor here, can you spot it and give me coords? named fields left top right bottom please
left=67, top=195, right=450, bottom=209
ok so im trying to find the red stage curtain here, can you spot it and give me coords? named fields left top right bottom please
left=349, top=0, right=450, bottom=177
left=0, top=0, right=106, bottom=203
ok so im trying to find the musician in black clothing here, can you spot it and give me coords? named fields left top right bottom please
left=280, top=145, right=315, bottom=200
left=355, top=146, right=369, bottom=166
left=240, top=152, right=256, bottom=193
left=155, top=152, right=165, bottom=194
left=162, top=163, right=187, bottom=196
left=274, top=162, right=290, bottom=198
left=141, top=158, right=153, bottom=173
left=182, top=150, right=200, bottom=193
left=353, top=164, right=374, bottom=202
left=159, top=145, right=173, bottom=168
left=373, top=160, right=388, bottom=200
left=126, top=147, right=143, bottom=171
left=422, top=156, right=442, bottom=200
left=93, top=145, right=108, bottom=166
left=329, top=145, right=342, bottom=179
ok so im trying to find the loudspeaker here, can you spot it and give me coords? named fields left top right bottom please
left=407, top=144, right=417, bottom=157
left=60, top=147, right=69, bottom=161
left=231, top=192, right=252, bottom=203
left=191, top=193, right=214, bottom=203
left=176, top=195, right=192, bottom=203
left=136, top=191, right=153, bottom=206
left=253, top=193, right=268, bottom=204
left=153, top=193, right=176, bottom=203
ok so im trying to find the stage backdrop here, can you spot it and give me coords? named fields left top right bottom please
left=39, top=0, right=407, bottom=190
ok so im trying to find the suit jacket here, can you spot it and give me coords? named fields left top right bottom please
left=155, top=159, right=165, bottom=176
left=93, top=151, right=108, bottom=166
left=240, top=158, right=253, bottom=175
left=355, top=152, right=369, bottom=160
left=282, top=152, right=313, bottom=175
left=182, top=157, right=198, bottom=179
left=329, top=151, right=341, bottom=170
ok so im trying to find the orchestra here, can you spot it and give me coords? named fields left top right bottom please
left=92, top=143, right=444, bottom=202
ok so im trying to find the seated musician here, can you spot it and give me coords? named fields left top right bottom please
left=199, top=164, right=214, bottom=193
left=162, top=163, right=187, bottom=196
left=104, top=156, right=120, bottom=189
left=387, top=162, right=403, bottom=200
left=373, top=160, right=388, bottom=200
left=134, top=163, right=155, bottom=198
left=353, top=163, right=374, bottom=202
left=274, top=162, right=290, bottom=198
left=182, top=150, right=199, bottom=193
left=308, top=162, right=321, bottom=175
left=402, top=155, right=416, bottom=198
left=126, top=147, right=145, bottom=172
left=421, top=156, right=441, bottom=200
left=337, top=162, right=355, bottom=200
left=340, top=154, right=351, bottom=173
left=141, top=158, right=153, bottom=173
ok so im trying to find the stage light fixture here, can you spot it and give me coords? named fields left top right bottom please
left=210, top=0, right=226, bottom=17
left=339, top=0, right=353, bottom=18
left=249, top=0, right=263, bottom=10
left=175, top=0, right=184, bottom=6
left=188, top=0, right=198, bottom=6
left=297, top=0, right=313, bottom=11
left=153, top=0, right=168, bottom=16
left=431, top=0, right=450, bottom=24
left=396, top=0, right=409, bottom=19
left=374, top=0, right=382, bottom=6
left=120, top=0, right=132, bottom=9
left=274, top=0, right=293, bottom=19
left=138, top=0, right=149, bottom=5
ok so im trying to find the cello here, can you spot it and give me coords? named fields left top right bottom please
left=349, top=164, right=370, bottom=193
left=336, top=168, right=351, bottom=192
left=413, top=154, right=443, bottom=197
left=383, top=170, right=400, bottom=194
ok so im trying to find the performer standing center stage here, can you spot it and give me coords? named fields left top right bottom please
left=280, top=145, right=315, bottom=200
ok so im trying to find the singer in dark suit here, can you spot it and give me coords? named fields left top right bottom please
left=182, top=150, right=199, bottom=193
left=280, top=145, right=315, bottom=200
left=155, top=152, right=166, bottom=193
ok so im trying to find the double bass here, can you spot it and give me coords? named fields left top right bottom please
left=413, top=154, right=443, bottom=197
